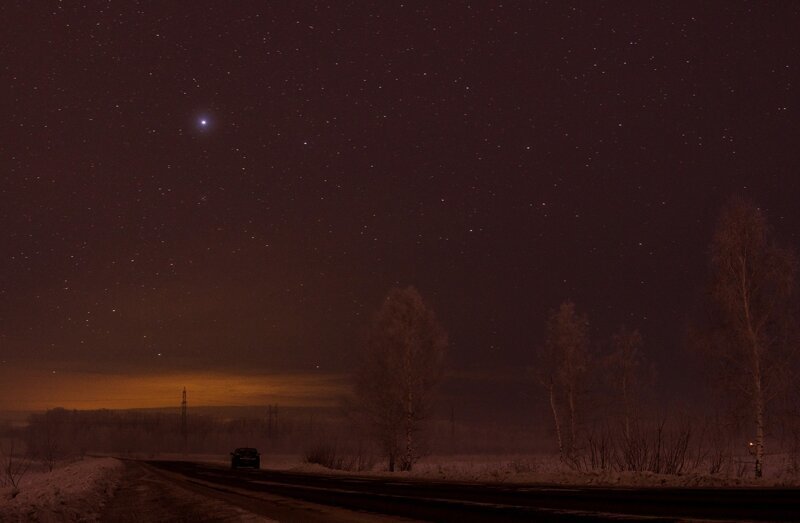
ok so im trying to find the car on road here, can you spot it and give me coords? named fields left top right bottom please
left=230, top=447, right=260, bottom=469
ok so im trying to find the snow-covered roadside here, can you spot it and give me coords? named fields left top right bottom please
left=135, top=451, right=800, bottom=488
left=287, top=453, right=800, bottom=488
left=0, top=457, right=122, bottom=522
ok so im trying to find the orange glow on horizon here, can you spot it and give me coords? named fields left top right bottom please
left=0, top=367, right=347, bottom=411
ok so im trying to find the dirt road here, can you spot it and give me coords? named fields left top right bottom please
left=101, top=460, right=268, bottom=522
left=102, top=460, right=410, bottom=522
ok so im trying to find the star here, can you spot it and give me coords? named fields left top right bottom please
left=197, top=116, right=212, bottom=131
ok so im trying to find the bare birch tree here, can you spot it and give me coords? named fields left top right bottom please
left=354, top=286, right=447, bottom=471
left=606, top=325, right=646, bottom=441
left=706, top=197, right=797, bottom=478
left=540, top=301, right=590, bottom=460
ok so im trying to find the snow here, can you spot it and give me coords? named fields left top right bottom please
left=132, top=450, right=800, bottom=488
left=0, top=457, right=122, bottom=522
left=285, top=453, right=800, bottom=488
left=3, top=451, right=793, bottom=522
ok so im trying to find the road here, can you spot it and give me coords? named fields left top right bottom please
left=132, top=460, right=800, bottom=522
left=101, top=460, right=269, bottom=522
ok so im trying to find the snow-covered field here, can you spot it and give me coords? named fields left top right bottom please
left=0, top=457, right=122, bottom=522
left=149, top=451, right=800, bottom=488
left=364, top=454, right=800, bottom=487
left=4, top=451, right=795, bottom=521
left=96, top=449, right=800, bottom=489
left=268, top=453, right=800, bottom=488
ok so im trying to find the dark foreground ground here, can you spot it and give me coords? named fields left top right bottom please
left=104, top=460, right=800, bottom=522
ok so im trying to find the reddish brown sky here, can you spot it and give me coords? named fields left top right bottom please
left=1, top=2, right=799, bottom=408
left=0, top=367, right=347, bottom=411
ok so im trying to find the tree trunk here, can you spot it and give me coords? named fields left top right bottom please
left=755, top=400, right=765, bottom=478
left=622, top=375, right=631, bottom=442
left=449, top=404, right=456, bottom=446
left=753, top=359, right=765, bottom=479
left=548, top=382, right=564, bottom=461
left=567, top=383, right=577, bottom=455
left=404, top=412, right=413, bottom=471
left=402, top=390, right=414, bottom=471
left=741, top=256, right=766, bottom=479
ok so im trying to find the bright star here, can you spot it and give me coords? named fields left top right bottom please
left=196, top=116, right=212, bottom=131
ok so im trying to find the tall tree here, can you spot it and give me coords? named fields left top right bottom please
left=707, top=197, right=797, bottom=478
left=540, top=301, right=590, bottom=460
left=354, top=286, right=447, bottom=471
left=606, top=325, right=645, bottom=441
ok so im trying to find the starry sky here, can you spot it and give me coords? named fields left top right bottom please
left=1, top=2, right=799, bottom=410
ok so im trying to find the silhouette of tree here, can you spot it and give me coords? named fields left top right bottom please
left=354, top=286, right=447, bottom=471
left=539, top=301, right=590, bottom=461
left=706, top=197, right=797, bottom=478
left=606, top=325, right=647, bottom=441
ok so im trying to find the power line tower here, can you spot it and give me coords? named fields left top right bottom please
left=181, top=387, right=188, bottom=452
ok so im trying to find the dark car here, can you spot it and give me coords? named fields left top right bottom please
left=230, top=447, right=261, bottom=469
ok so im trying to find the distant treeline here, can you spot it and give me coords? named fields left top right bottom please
left=5, top=404, right=547, bottom=463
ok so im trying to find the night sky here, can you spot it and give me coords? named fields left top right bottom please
left=1, top=2, right=799, bottom=410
